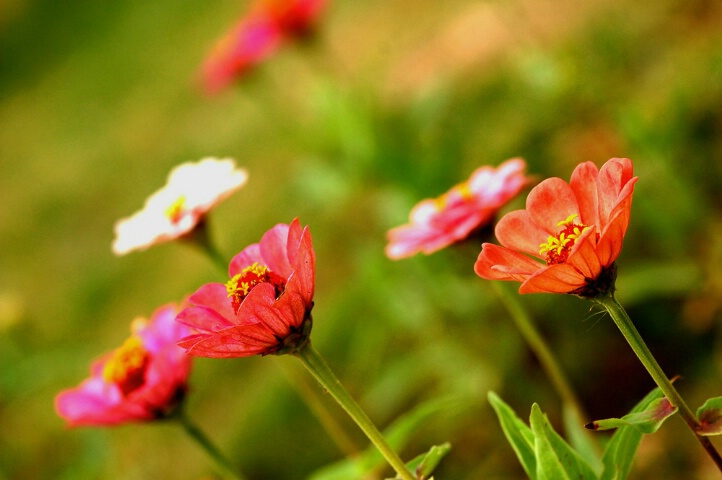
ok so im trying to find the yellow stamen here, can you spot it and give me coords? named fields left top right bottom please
left=102, top=336, right=150, bottom=395
left=165, top=196, right=186, bottom=223
left=539, top=214, right=590, bottom=264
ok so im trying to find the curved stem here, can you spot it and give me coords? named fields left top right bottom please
left=491, top=282, right=587, bottom=422
left=277, top=360, right=361, bottom=458
left=175, top=409, right=246, bottom=480
left=596, top=292, right=722, bottom=472
left=293, top=342, right=415, bottom=480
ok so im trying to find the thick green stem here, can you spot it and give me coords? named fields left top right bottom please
left=293, top=342, right=415, bottom=480
left=175, top=410, right=246, bottom=480
left=492, top=281, right=587, bottom=423
left=596, top=292, right=722, bottom=473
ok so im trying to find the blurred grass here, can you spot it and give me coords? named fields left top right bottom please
left=2, top=0, right=722, bottom=478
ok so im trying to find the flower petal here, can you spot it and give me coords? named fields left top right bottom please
left=176, top=305, right=237, bottom=333
left=598, top=158, right=634, bottom=226
left=259, top=223, right=293, bottom=278
left=526, top=177, right=580, bottom=233
left=495, top=209, right=549, bottom=257
left=180, top=323, right=277, bottom=358
left=519, top=264, right=587, bottom=294
left=229, top=243, right=262, bottom=276
left=187, top=283, right=236, bottom=323
left=566, top=226, right=602, bottom=279
left=570, top=161, right=600, bottom=227
left=475, top=243, right=544, bottom=281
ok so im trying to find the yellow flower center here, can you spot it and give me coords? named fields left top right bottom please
left=165, top=196, right=186, bottom=224
left=434, top=181, right=473, bottom=211
left=102, top=336, right=150, bottom=396
left=539, top=214, right=589, bottom=265
left=226, top=262, right=286, bottom=313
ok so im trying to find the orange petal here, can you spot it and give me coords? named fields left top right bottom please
left=566, top=227, right=602, bottom=279
left=519, top=263, right=587, bottom=294
left=570, top=161, right=600, bottom=227
left=495, top=209, right=548, bottom=258
left=475, top=243, right=543, bottom=281
left=526, top=178, right=580, bottom=234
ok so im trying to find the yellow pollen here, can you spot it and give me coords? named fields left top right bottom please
left=539, top=214, right=589, bottom=264
left=165, top=196, right=186, bottom=223
left=434, top=181, right=473, bottom=211
left=102, top=336, right=150, bottom=395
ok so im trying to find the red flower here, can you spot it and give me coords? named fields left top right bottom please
left=176, top=219, right=315, bottom=358
left=55, top=305, right=192, bottom=427
left=201, top=0, right=326, bottom=94
left=475, top=158, right=637, bottom=296
left=386, top=158, right=532, bottom=259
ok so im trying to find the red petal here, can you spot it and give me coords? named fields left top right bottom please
left=240, top=283, right=293, bottom=337
left=188, top=283, right=236, bottom=323
left=181, top=323, right=277, bottom=358
left=598, top=158, right=634, bottom=226
left=495, top=209, right=549, bottom=258
left=176, top=306, right=237, bottom=333
left=526, top=177, right=580, bottom=234
left=475, top=243, right=543, bottom=281
left=286, top=218, right=304, bottom=266
left=519, top=264, right=587, bottom=294
left=566, top=226, right=602, bottom=279
left=570, top=161, right=600, bottom=227
left=229, top=243, right=262, bottom=276
left=259, top=223, right=293, bottom=278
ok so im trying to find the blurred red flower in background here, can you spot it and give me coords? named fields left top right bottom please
left=55, top=305, right=192, bottom=426
left=201, top=0, right=326, bottom=94
left=475, top=158, right=637, bottom=296
left=386, top=158, right=532, bottom=259
left=177, top=219, right=315, bottom=357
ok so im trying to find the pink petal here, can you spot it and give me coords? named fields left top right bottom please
left=182, top=323, right=277, bottom=358
left=188, top=283, right=236, bottom=323
left=495, top=209, right=549, bottom=257
left=526, top=177, right=580, bottom=233
left=259, top=223, right=293, bottom=278
left=176, top=305, right=237, bottom=333
left=285, top=225, right=315, bottom=306
left=597, top=158, right=634, bottom=225
left=475, top=243, right=544, bottom=281
left=285, top=218, right=304, bottom=266
left=239, top=283, right=292, bottom=336
left=229, top=243, right=262, bottom=276
left=519, top=264, right=587, bottom=294
left=569, top=161, right=600, bottom=227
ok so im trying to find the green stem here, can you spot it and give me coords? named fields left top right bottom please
left=491, top=281, right=588, bottom=423
left=175, top=410, right=246, bottom=480
left=596, top=292, right=722, bottom=473
left=277, top=360, right=361, bottom=458
left=182, top=218, right=228, bottom=272
left=293, top=342, right=415, bottom=480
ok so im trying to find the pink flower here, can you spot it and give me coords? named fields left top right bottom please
left=386, top=158, right=532, bottom=259
left=475, top=158, right=637, bottom=296
left=176, top=218, right=315, bottom=358
left=201, top=0, right=327, bottom=94
left=55, top=305, right=192, bottom=427
left=112, top=158, right=248, bottom=255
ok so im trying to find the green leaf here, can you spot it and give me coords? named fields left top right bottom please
left=600, top=387, right=664, bottom=480
left=562, top=404, right=602, bottom=475
left=309, top=396, right=463, bottom=480
left=696, top=397, right=722, bottom=436
left=530, top=404, right=598, bottom=480
left=389, top=443, right=451, bottom=480
left=586, top=397, right=677, bottom=434
left=487, top=391, right=537, bottom=480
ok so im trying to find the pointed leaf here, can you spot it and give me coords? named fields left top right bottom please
left=388, top=443, right=451, bottom=480
left=696, top=397, right=722, bottom=436
left=600, top=387, right=664, bottom=480
left=488, top=391, right=537, bottom=480
left=562, top=404, right=602, bottom=474
left=530, top=404, right=598, bottom=480
left=586, top=397, right=676, bottom=434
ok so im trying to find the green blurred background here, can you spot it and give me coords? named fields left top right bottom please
left=2, top=0, right=722, bottom=478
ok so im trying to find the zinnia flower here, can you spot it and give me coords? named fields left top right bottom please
left=201, top=0, right=326, bottom=94
left=55, top=305, right=192, bottom=427
left=176, top=218, right=315, bottom=358
left=386, top=158, right=532, bottom=259
left=112, top=158, right=248, bottom=255
left=475, top=158, right=637, bottom=296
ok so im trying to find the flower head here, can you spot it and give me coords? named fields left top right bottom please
left=386, top=158, right=532, bottom=259
left=112, top=158, right=248, bottom=255
left=475, top=158, right=637, bottom=296
left=201, top=0, right=326, bottom=94
left=55, top=305, right=192, bottom=427
left=176, top=218, right=315, bottom=358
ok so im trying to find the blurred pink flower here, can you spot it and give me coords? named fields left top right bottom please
left=475, top=158, right=637, bottom=296
left=202, top=0, right=326, bottom=94
left=177, top=218, right=315, bottom=358
left=112, top=157, right=248, bottom=255
left=55, top=305, right=192, bottom=427
left=386, top=158, right=532, bottom=259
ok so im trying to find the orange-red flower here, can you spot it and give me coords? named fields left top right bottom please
left=112, top=158, right=248, bottom=255
left=386, top=158, right=532, bottom=259
left=201, top=0, right=326, bottom=94
left=176, top=219, right=315, bottom=357
left=55, top=305, right=192, bottom=426
left=475, top=158, right=637, bottom=296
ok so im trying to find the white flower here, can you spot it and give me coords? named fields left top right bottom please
left=112, top=158, right=248, bottom=255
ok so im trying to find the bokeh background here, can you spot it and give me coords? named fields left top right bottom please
left=2, top=0, right=722, bottom=478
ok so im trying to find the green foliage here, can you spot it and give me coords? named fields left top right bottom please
left=695, top=397, right=722, bottom=436
left=587, top=398, right=676, bottom=434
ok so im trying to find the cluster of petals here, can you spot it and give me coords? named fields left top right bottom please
left=201, top=0, right=326, bottom=94
left=112, top=157, right=248, bottom=255
left=176, top=218, right=315, bottom=358
left=55, top=305, right=192, bottom=427
left=475, top=158, right=637, bottom=295
left=386, top=158, right=532, bottom=259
